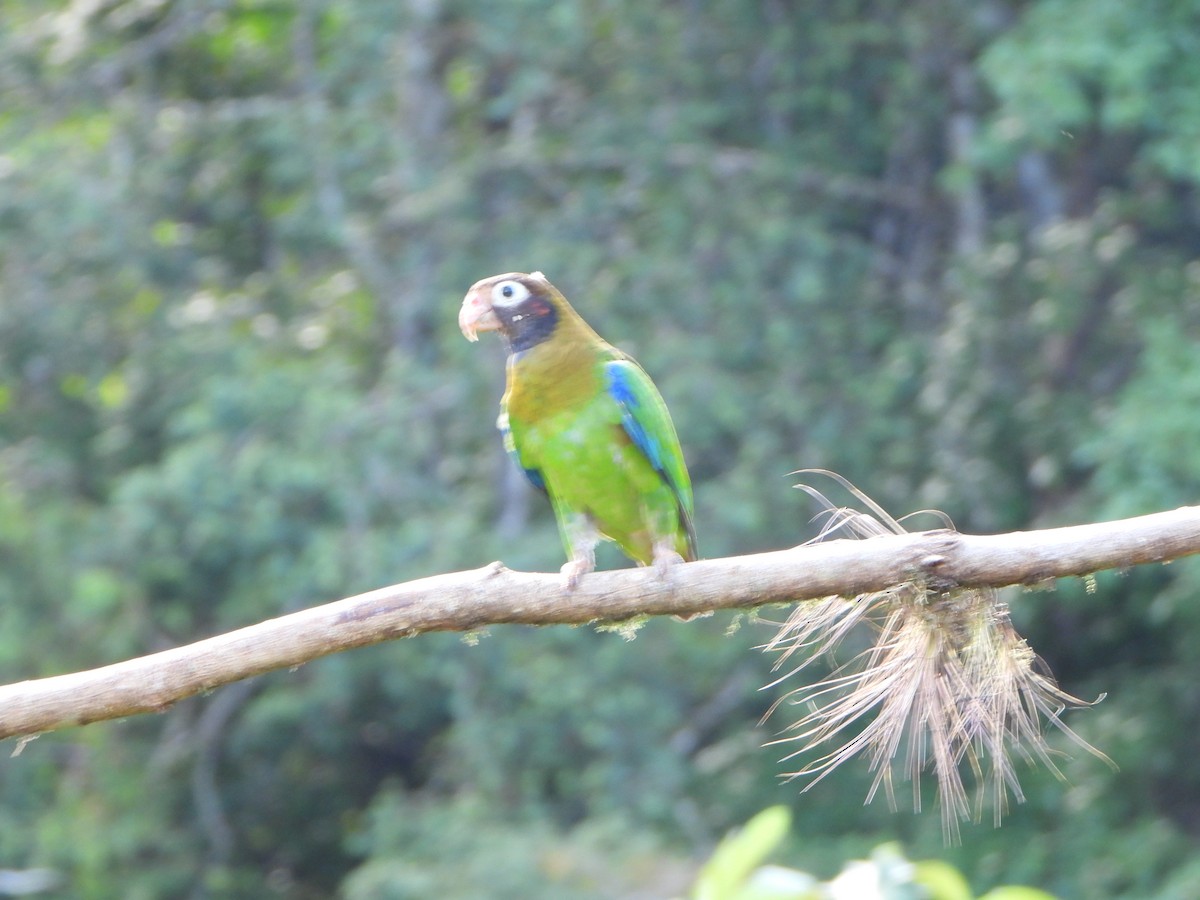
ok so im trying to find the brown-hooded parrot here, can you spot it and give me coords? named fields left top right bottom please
left=459, top=271, right=697, bottom=586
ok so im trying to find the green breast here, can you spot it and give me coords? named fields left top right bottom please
left=507, top=379, right=684, bottom=564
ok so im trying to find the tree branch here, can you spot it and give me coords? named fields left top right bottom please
left=2, top=506, right=1199, bottom=742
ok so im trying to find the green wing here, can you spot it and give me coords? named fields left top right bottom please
left=604, top=359, right=697, bottom=557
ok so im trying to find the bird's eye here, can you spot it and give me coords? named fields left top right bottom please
left=492, top=280, right=529, bottom=305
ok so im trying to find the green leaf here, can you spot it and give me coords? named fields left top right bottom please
left=979, top=888, right=1060, bottom=900
left=913, top=860, right=974, bottom=900
left=692, top=806, right=792, bottom=900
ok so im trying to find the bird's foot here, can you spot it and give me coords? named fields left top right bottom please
left=652, top=541, right=685, bottom=580
left=561, top=518, right=599, bottom=590
left=653, top=540, right=702, bottom=620
left=560, top=556, right=595, bottom=591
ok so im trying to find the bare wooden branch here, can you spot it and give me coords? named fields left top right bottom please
left=2, top=505, right=1199, bottom=742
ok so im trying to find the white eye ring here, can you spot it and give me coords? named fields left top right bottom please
left=492, top=280, right=530, bottom=306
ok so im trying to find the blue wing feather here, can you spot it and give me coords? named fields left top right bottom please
left=604, top=359, right=697, bottom=558
left=520, top=461, right=546, bottom=492
left=605, top=361, right=664, bottom=473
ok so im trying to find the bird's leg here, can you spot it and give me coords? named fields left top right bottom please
left=652, top=538, right=685, bottom=580
left=653, top=538, right=700, bottom=621
left=561, top=516, right=600, bottom=590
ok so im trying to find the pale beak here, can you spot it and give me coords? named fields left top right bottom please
left=458, top=286, right=502, bottom=342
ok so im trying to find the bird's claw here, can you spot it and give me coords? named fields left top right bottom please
left=652, top=542, right=699, bottom=620
left=560, top=557, right=594, bottom=591
left=652, top=543, right=685, bottom=580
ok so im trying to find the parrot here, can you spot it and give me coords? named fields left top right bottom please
left=459, top=271, right=697, bottom=587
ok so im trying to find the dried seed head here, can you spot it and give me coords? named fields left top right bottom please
left=764, top=471, right=1112, bottom=842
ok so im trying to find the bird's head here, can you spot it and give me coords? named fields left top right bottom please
left=459, top=271, right=563, bottom=353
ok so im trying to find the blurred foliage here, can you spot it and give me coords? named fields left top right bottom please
left=1, top=0, right=1199, bottom=896
left=689, top=806, right=1058, bottom=900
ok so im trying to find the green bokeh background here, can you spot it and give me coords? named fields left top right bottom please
left=1, top=1, right=1199, bottom=896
